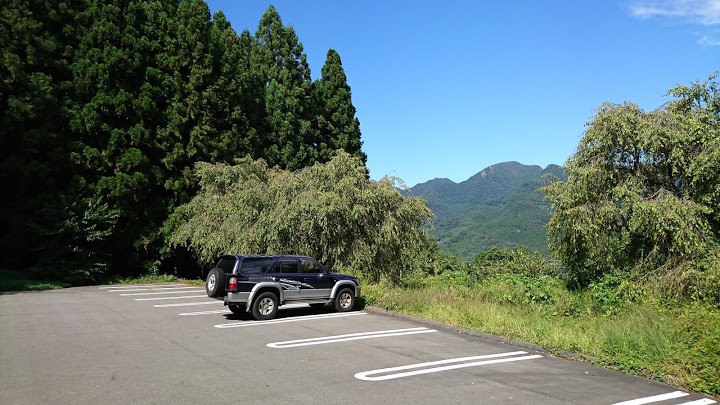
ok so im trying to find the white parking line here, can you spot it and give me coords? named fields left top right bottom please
left=612, top=391, right=689, bottom=405
left=154, top=301, right=222, bottom=308
left=98, top=284, right=184, bottom=289
left=108, top=286, right=200, bottom=293
left=106, top=288, right=152, bottom=292
left=177, top=303, right=309, bottom=316
left=135, top=295, right=208, bottom=301
left=120, top=288, right=203, bottom=296
left=281, top=303, right=314, bottom=309
left=179, top=309, right=232, bottom=316
left=678, top=399, right=716, bottom=405
left=215, top=312, right=366, bottom=328
left=355, top=351, right=543, bottom=381
left=267, top=327, right=437, bottom=348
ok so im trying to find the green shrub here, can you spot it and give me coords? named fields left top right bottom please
left=589, top=274, right=640, bottom=315
left=644, top=250, right=720, bottom=308
left=668, top=306, right=720, bottom=394
left=469, top=247, right=556, bottom=279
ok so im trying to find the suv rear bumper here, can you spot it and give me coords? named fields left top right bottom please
left=225, top=291, right=250, bottom=305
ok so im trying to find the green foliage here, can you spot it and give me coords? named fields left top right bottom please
left=0, top=270, right=69, bottom=291
left=481, top=273, right=560, bottom=306
left=170, top=152, right=433, bottom=283
left=645, top=248, right=720, bottom=307
left=1, top=2, right=367, bottom=282
left=599, top=307, right=673, bottom=376
left=588, top=274, right=639, bottom=315
left=36, top=195, right=119, bottom=284
left=252, top=5, right=315, bottom=171
left=0, top=0, right=79, bottom=266
left=669, top=306, right=720, bottom=395
left=312, top=49, right=367, bottom=164
left=469, top=246, right=556, bottom=278
left=545, top=75, right=720, bottom=290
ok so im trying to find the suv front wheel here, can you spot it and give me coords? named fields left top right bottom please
left=334, top=288, right=355, bottom=312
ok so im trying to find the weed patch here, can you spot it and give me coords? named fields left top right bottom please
left=363, top=276, right=720, bottom=397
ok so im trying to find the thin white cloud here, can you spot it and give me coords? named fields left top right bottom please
left=698, top=34, right=720, bottom=45
left=629, top=0, right=720, bottom=25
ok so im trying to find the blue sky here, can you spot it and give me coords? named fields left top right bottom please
left=206, top=0, right=719, bottom=187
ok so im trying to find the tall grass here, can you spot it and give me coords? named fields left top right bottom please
left=363, top=276, right=719, bottom=397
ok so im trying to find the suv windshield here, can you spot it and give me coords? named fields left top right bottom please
left=239, top=257, right=273, bottom=274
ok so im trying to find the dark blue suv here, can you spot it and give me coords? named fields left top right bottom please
left=205, top=255, right=361, bottom=320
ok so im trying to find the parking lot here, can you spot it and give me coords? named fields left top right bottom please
left=0, top=284, right=716, bottom=404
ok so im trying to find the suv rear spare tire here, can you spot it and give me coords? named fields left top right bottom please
left=206, top=268, right=226, bottom=298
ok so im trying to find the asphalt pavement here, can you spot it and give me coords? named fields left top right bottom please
left=0, top=284, right=716, bottom=405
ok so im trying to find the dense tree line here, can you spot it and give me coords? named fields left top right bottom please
left=1, top=1, right=365, bottom=282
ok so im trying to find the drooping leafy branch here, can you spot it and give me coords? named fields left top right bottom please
left=170, top=152, right=433, bottom=283
left=545, top=75, right=719, bottom=287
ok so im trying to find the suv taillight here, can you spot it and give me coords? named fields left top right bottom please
left=228, top=277, right=237, bottom=291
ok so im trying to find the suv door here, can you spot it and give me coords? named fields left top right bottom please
left=267, top=258, right=303, bottom=301
left=299, top=259, right=334, bottom=299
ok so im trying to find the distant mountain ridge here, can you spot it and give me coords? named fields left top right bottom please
left=407, top=162, right=564, bottom=261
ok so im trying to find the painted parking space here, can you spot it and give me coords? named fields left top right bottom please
left=93, top=286, right=720, bottom=404
left=612, top=391, right=715, bottom=405
left=107, top=287, right=182, bottom=292
left=153, top=301, right=223, bottom=308
left=98, top=283, right=186, bottom=289
left=118, top=288, right=204, bottom=295
left=267, top=327, right=437, bottom=348
left=101, top=284, right=208, bottom=303
left=179, top=309, right=232, bottom=316
left=134, top=294, right=208, bottom=301
left=214, top=311, right=366, bottom=328
left=176, top=303, right=309, bottom=316
left=354, top=351, right=543, bottom=381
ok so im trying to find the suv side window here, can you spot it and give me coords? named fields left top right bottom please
left=217, top=257, right=237, bottom=273
left=301, top=260, right=324, bottom=274
left=239, top=257, right=273, bottom=274
left=277, top=260, right=299, bottom=274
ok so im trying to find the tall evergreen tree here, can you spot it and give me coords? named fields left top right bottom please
left=252, top=5, right=315, bottom=170
left=159, top=0, right=216, bottom=203
left=204, top=12, right=263, bottom=164
left=312, top=49, right=366, bottom=164
left=69, top=0, right=178, bottom=273
left=0, top=0, right=83, bottom=267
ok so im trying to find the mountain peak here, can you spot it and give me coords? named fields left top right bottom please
left=407, top=161, right=562, bottom=260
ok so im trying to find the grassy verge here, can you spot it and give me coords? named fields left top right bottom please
left=0, top=270, right=204, bottom=291
left=102, top=274, right=204, bottom=286
left=0, top=270, right=69, bottom=291
left=362, top=276, right=720, bottom=397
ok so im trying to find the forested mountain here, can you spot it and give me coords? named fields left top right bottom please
left=0, top=1, right=365, bottom=282
left=407, top=162, right=564, bottom=261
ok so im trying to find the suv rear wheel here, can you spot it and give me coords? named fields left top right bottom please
left=205, top=268, right=226, bottom=298
left=334, top=288, right=355, bottom=312
left=251, top=292, right=278, bottom=320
